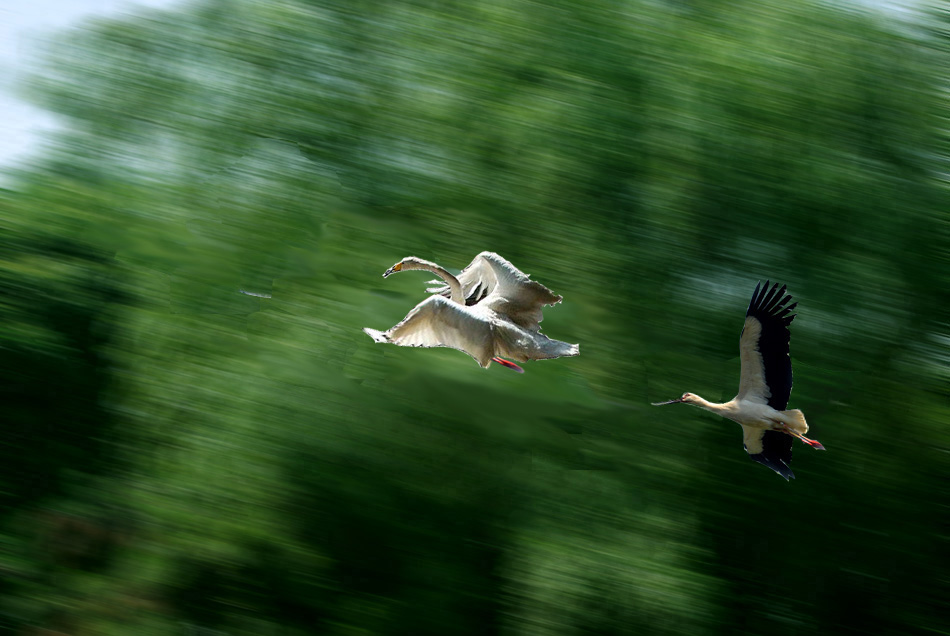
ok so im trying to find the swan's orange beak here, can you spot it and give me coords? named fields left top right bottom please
left=383, top=262, right=403, bottom=278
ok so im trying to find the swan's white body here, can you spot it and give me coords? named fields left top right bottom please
left=364, top=252, right=579, bottom=369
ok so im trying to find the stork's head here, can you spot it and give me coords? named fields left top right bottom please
left=651, top=392, right=699, bottom=406
left=383, top=256, right=427, bottom=278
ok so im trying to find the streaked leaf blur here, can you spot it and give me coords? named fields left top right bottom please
left=1, top=0, right=948, bottom=634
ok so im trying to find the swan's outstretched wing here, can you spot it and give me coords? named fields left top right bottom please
left=364, top=295, right=497, bottom=367
left=428, top=252, right=562, bottom=331
left=363, top=295, right=580, bottom=368
left=737, top=281, right=797, bottom=408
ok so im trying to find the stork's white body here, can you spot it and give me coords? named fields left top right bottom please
left=690, top=398, right=809, bottom=455
left=694, top=398, right=804, bottom=430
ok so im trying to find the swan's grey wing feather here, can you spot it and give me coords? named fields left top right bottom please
left=363, top=295, right=496, bottom=367
left=428, top=253, right=495, bottom=303
left=430, top=252, right=563, bottom=331
left=475, top=252, right=563, bottom=332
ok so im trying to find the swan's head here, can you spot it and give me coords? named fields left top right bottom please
left=383, top=256, right=428, bottom=278
left=651, top=392, right=699, bottom=406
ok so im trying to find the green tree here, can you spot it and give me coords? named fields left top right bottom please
left=1, top=0, right=947, bottom=634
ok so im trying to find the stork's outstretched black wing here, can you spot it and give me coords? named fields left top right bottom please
left=743, top=427, right=795, bottom=480
left=737, top=281, right=797, bottom=410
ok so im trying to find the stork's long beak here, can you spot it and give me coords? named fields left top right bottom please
left=651, top=397, right=684, bottom=406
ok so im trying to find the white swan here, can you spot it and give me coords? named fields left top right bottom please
left=364, top=252, right=579, bottom=372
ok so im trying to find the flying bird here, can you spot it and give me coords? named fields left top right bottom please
left=364, top=252, right=579, bottom=372
left=652, top=281, right=824, bottom=479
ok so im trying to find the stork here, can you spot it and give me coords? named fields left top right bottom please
left=652, top=281, right=824, bottom=479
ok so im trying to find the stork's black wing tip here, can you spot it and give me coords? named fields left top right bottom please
left=749, top=453, right=795, bottom=480
left=748, top=430, right=795, bottom=479
left=746, top=280, right=795, bottom=319
left=744, top=283, right=797, bottom=411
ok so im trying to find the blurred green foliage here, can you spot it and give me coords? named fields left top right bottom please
left=1, top=0, right=948, bottom=634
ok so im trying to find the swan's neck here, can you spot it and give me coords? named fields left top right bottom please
left=431, top=265, right=464, bottom=304
left=411, top=260, right=464, bottom=304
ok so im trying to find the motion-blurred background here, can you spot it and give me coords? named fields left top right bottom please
left=1, top=0, right=947, bottom=634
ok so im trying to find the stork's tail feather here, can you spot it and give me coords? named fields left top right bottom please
left=780, top=409, right=825, bottom=450
left=780, top=409, right=808, bottom=435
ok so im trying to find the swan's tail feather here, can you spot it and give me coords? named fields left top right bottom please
left=501, top=332, right=579, bottom=362
left=540, top=340, right=579, bottom=360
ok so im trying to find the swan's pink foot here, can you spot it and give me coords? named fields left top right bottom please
left=492, top=357, right=524, bottom=373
